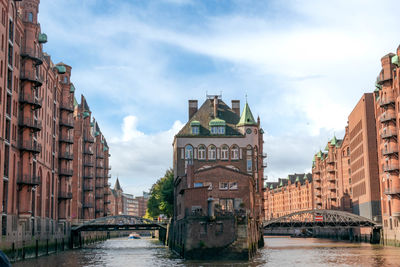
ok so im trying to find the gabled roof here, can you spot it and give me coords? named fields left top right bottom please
left=176, top=98, right=242, bottom=136
left=114, top=178, right=122, bottom=191
left=237, top=102, right=257, bottom=126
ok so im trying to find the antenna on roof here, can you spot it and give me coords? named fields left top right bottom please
left=206, top=92, right=222, bottom=99
left=245, top=92, right=248, bottom=103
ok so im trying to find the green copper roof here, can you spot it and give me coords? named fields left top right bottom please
left=73, top=97, right=78, bottom=107
left=190, top=120, right=201, bottom=126
left=260, top=128, right=264, bottom=134
left=317, top=150, right=322, bottom=158
left=56, top=65, right=66, bottom=74
left=295, top=176, right=300, bottom=182
left=270, top=184, right=273, bottom=189
left=101, top=140, right=104, bottom=144
left=209, top=118, right=226, bottom=126
left=392, top=55, right=399, bottom=67
left=95, top=131, right=100, bottom=137
left=82, top=111, right=90, bottom=118
left=279, top=180, right=283, bottom=187
left=38, top=33, right=47, bottom=43
left=324, top=144, right=329, bottom=151
left=70, top=84, right=75, bottom=93
left=90, top=122, right=94, bottom=127
left=331, top=136, right=337, bottom=146
left=237, top=102, right=257, bottom=126
left=312, top=155, right=316, bottom=162
left=103, top=146, right=108, bottom=152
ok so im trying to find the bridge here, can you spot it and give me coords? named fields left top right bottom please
left=263, top=209, right=381, bottom=229
left=70, top=215, right=167, bottom=248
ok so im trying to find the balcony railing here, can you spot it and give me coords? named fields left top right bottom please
left=108, top=165, right=112, bottom=170
left=95, top=183, right=103, bottom=188
left=20, top=46, right=44, bottom=65
left=84, top=160, right=94, bottom=167
left=382, top=148, right=399, bottom=156
left=17, top=174, right=41, bottom=186
left=59, top=168, right=73, bottom=176
left=95, top=208, right=104, bottom=213
left=59, top=152, right=73, bottom=160
left=313, top=168, right=321, bottom=174
left=96, top=153, right=104, bottom=159
left=104, top=190, right=111, bottom=195
left=104, top=200, right=111, bottom=204
left=384, top=187, right=400, bottom=195
left=83, top=173, right=94, bottom=179
left=379, top=96, right=396, bottom=107
left=83, top=185, right=94, bottom=191
left=60, top=102, right=74, bottom=113
left=328, top=184, right=337, bottom=191
left=84, top=148, right=94, bottom=155
left=328, top=175, right=336, bottom=182
left=58, top=192, right=73, bottom=199
left=20, top=70, right=43, bottom=86
left=84, top=135, right=95, bottom=143
left=327, top=157, right=335, bottom=164
left=59, top=117, right=74, bottom=128
left=384, top=165, right=399, bottom=172
left=59, top=135, right=74, bottom=144
left=326, top=166, right=336, bottom=173
left=19, top=117, right=42, bottom=131
left=19, top=141, right=42, bottom=154
left=380, top=112, right=396, bottom=123
left=381, top=130, right=398, bottom=139
left=96, top=163, right=104, bottom=169
left=83, top=203, right=94, bottom=209
left=19, top=93, right=42, bottom=109
left=95, top=193, right=104, bottom=199
left=393, top=212, right=400, bottom=217
left=261, top=153, right=267, bottom=158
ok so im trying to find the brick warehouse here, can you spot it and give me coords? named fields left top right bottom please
left=0, top=0, right=111, bottom=255
left=170, top=95, right=265, bottom=259
left=262, top=45, right=400, bottom=245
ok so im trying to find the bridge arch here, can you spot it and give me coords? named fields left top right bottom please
left=263, top=209, right=380, bottom=229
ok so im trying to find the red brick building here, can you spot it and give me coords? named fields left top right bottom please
left=173, top=96, right=265, bottom=219
left=263, top=173, right=313, bottom=220
left=374, top=46, right=400, bottom=245
left=0, top=0, right=111, bottom=252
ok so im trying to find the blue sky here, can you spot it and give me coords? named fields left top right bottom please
left=38, top=0, right=400, bottom=196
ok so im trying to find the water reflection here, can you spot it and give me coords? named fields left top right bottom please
left=13, top=237, right=400, bottom=267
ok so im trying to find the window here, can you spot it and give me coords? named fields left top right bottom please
left=229, top=182, right=238, bottom=190
left=219, top=198, right=234, bottom=211
left=221, top=145, right=229, bottom=160
left=185, top=145, right=193, bottom=160
left=231, top=145, right=239, bottom=160
left=211, top=126, right=225, bottom=135
left=219, top=182, right=228, bottom=190
left=208, top=145, right=216, bottom=160
left=198, top=145, right=206, bottom=160
left=191, top=126, right=199, bottom=135
left=204, top=182, right=212, bottom=190
left=28, top=12, right=33, bottom=23
left=247, top=159, right=252, bottom=172
left=194, top=182, right=203, bottom=188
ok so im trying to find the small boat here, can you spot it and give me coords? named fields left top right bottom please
left=129, top=233, right=141, bottom=239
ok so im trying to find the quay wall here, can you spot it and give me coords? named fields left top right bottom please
left=168, top=214, right=263, bottom=260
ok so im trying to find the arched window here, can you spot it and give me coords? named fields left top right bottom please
left=28, top=12, right=33, bottom=22
left=208, top=145, right=216, bottom=160
left=246, top=145, right=252, bottom=172
left=231, top=145, right=239, bottom=160
left=221, top=145, right=229, bottom=160
left=198, top=145, right=206, bottom=160
left=185, top=145, right=193, bottom=160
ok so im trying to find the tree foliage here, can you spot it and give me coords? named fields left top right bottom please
left=146, top=169, right=174, bottom=218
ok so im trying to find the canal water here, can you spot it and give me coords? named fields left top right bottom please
left=13, top=236, right=400, bottom=267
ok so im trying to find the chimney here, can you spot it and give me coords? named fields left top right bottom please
left=213, top=96, right=218, bottom=118
left=231, top=100, right=240, bottom=116
left=188, top=100, right=198, bottom=120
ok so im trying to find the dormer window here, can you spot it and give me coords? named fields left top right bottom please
left=209, top=118, right=226, bottom=135
left=190, top=120, right=200, bottom=135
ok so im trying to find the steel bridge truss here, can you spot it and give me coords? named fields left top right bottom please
left=263, top=209, right=380, bottom=229
left=72, top=215, right=166, bottom=233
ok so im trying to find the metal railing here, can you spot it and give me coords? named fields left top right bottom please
left=19, top=92, right=42, bottom=108
left=379, top=96, right=396, bottom=107
left=19, top=117, right=42, bottom=131
left=380, top=111, right=396, bottom=123
left=60, top=102, right=74, bottom=112
left=17, top=174, right=41, bottom=185
left=59, top=117, right=74, bottom=128
left=59, top=152, right=73, bottom=160
left=59, top=168, right=73, bottom=176
left=19, top=141, right=42, bottom=154
left=20, top=70, right=43, bottom=86
left=58, top=192, right=73, bottom=199
left=384, top=187, right=400, bottom=195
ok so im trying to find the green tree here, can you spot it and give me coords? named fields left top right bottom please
left=146, top=169, right=174, bottom=219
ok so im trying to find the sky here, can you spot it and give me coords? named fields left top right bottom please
left=37, top=0, right=400, bottom=196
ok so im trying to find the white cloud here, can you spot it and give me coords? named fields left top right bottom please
left=37, top=0, right=400, bottom=187
left=108, top=116, right=184, bottom=196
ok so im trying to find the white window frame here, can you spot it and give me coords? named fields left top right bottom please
left=198, top=145, right=206, bottom=160
left=208, top=146, right=216, bottom=160
left=221, top=146, right=229, bottom=160
left=231, top=146, right=239, bottom=160
left=219, top=182, right=228, bottom=190
left=229, top=182, right=238, bottom=190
